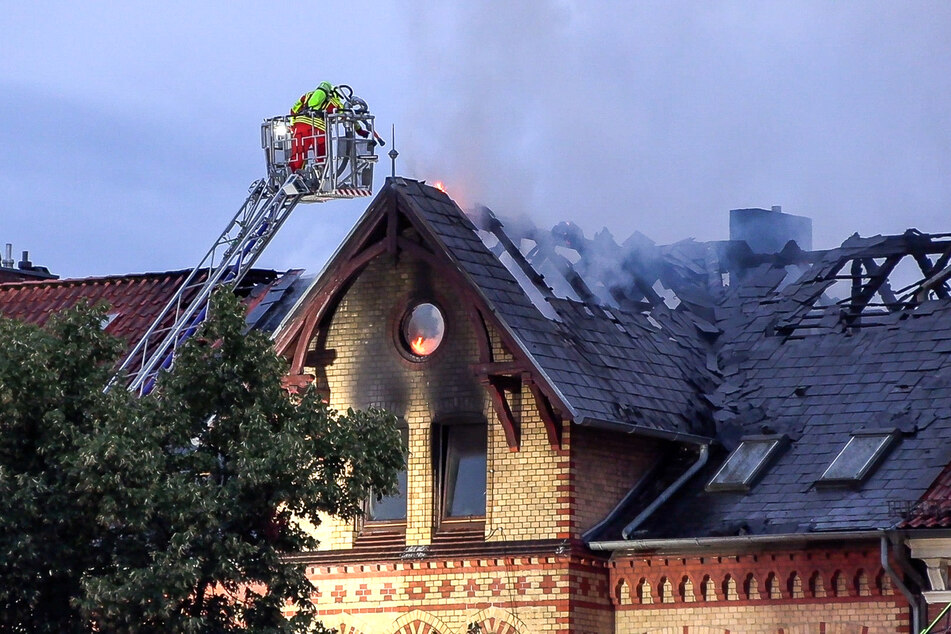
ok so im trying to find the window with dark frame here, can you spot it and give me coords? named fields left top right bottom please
left=706, top=435, right=787, bottom=492
left=818, top=430, right=898, bottom=485
left=434, top=418, right=487, bottom=522
left=366, top=425, right=408, bottom=523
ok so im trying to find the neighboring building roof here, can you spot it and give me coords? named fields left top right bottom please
left=0, top=268, right=301, bottom=356
left=900, top=461, right=951, bottom=529
left=0, top=271, right=194, bottom=344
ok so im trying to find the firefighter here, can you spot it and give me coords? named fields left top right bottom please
left=288, top=82, right=344, bottom=173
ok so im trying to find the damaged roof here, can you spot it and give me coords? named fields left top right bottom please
left=383, top=179, right=951, bottom=539
left=388, top=178, right=718, bottom=440
left=592, top=231, right=951, bottom=539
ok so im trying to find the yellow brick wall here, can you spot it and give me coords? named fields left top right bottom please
left=302, top=253, right=569, bottom=550
left=614, top=601, right=906, bottom=634
left=570, top=425, right=664, bottom=536
left=487, top=381, right=569, bottom=542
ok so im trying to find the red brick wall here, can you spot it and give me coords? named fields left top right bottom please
left=609, top=543, right=910, bottom=633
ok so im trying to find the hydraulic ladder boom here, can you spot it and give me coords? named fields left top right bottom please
left=110, top=175, right=303, bottom=395
left=109, top=86, right=380, bottom=394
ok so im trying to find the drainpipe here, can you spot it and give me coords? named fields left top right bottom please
left=621, top=443, right=709, bottom=540
left=881, top=531, right=922, bottom=634
left=582, top=461, right=664, bottom=542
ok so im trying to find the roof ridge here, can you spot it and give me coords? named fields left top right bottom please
left=0, top=269, right=196, bottom=290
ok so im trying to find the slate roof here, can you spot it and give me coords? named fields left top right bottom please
left=388, top=178, right=717, bottom=440
left=617, top=236, right=951, bottom=539
left=375, top=179, right=951, bottom=539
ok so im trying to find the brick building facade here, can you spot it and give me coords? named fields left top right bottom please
left=266, top=178, right=951, bottom=633
left=4, top=177, right=949, bottom=632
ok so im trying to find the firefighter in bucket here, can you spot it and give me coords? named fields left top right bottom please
left=288, top=82, right=374, bottom=173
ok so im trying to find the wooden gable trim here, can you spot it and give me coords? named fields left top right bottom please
left=285, top=240, right=386, bottom=374
left=529, top=379, right=563, bottom=449
left=274, top=183, right=572, bottom=449
left=274, top=188, right=396, bottom=368
left=481, top=374, right=521, bottom=451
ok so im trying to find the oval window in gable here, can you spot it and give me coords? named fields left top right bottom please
left=400, top=302, right=445, bottom=358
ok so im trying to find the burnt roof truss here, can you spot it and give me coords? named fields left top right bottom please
left=774, top=230, right=951, bottom=337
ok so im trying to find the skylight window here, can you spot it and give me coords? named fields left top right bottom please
left=707, top=435, right=787, bottom=492
left=818, top=430, right=897, bottom=485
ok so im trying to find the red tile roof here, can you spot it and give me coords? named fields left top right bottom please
left=0, top=271, right=194, bottom=348
left=901, top=460, right=951, bottom=528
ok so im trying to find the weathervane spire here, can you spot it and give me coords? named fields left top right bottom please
left=388, top=124, right=399, bottom=178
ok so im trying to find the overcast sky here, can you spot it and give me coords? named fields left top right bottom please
left=2, top=1, right=950, bottom=279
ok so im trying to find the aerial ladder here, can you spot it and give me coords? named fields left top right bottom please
left=109, top=85, right=381, bottom=395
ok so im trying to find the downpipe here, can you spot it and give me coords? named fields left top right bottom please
left=621, top=443, right=709, bottom=540
left=881, top=532, right=923, bottom=634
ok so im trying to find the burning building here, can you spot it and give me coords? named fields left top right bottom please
left=272, top=179, right=950, bottom=633
left=3, top=178, right=950, bottom=632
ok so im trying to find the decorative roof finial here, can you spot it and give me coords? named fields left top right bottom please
left=388, top=124, right=399, bottom=178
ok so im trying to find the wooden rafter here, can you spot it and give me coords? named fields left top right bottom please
left=482, top=374, right=521, bottom=451
left=528, top=379, right=563, bottom=450
left=847, top=255, right=902, bottom=321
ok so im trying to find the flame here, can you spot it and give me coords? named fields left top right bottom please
left=433, top=181, right=447, bottom=193
left=410, top=336, right=427, bottom=355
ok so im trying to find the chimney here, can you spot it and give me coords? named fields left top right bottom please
left=730, top=206, right=813, bottom=254
left=0, top=245, right=57, bottom=282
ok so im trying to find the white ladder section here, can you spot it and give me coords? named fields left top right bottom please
left=109, top=91, right=380, bottom=395
left=109, top=173, right=305, bottom=395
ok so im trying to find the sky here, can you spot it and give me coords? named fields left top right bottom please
left=2, top=1, right=951, bottom=279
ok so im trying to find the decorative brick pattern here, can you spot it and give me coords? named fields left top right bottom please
left=609, top=545, right=909, bottom=633
left=304, top=554, right=580, bottom=633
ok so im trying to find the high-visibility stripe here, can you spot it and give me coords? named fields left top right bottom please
left=289, top=115, right=327, bottom=130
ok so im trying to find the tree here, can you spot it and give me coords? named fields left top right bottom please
left=0, top=292, right=404, bottom=633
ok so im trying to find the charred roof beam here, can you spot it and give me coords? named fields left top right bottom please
left=845, top=255, right=902, bottom=325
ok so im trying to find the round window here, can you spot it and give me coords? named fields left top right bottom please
left=401, top=302, right=445, bottom=358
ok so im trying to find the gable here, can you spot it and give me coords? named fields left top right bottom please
left=275, top=178, right=712, bottom=444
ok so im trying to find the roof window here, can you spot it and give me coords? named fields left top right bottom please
left=818, top=430, right=898, bottom=485
left=706, top=435, right=787, bottom=492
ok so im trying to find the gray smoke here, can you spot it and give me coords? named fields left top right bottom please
left=398, top=1, right=951, bottom=251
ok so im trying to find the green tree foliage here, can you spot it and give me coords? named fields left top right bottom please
left=0, top=292, right=404, bottom=633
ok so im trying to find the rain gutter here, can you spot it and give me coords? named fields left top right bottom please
left=590, top=529, right=884, bottom=552
left=582, top=416, right=711, bottom=445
